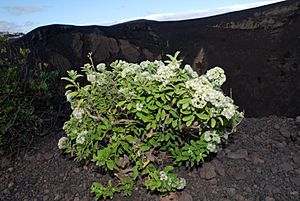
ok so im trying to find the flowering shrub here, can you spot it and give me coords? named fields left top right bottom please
left=59, top=52, right=244, bottom=199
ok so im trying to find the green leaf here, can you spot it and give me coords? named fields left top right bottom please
left=148, top=104, right=158, bottom=110
left=211, top=118, right=216, bottom=128
left=182, top=102, right=189, bottom=110
left=165, top=117, right=173, bottom=125
left=126, top=135, right=136, bottom=143
left=180, top=109, right=192, bottom=115
left=186, top=118, right=194, bottom=126
left=178, top=98, right=190, bottom=105
left=146, top=123, right=151, bottom=130
left=126, top=103, right=134, bottom=110
left=133, top=166, right=138, bottom=179
left=218, top=117, right=224, bottom=126
left=116, top=100, right=127, bottom=107
left=161, top=94, right=167, bottom=103
left=106, top=160, right=115, bottom=171
left=65, top=84, right=74, bottom=89
left=196, top=113, right=209, bottom=120
left=140, top=145, right=150, bottom=152
left=163, top=104, right=171, bottom=110
left=102, top=118, right=110, bottom=126
left=151, top=122, right=157, bottom=130
left=172, top=120, right=178, bottom=128
left=183, top=115, right=194, bottom=122
left=163, top=165, right=174, bottom=172
left=155, top=100, right=162, bottom=108
left=146, top=96, right=153, bottom=103
left=170, top=110, right=178, bottom=118
left=161, top=109, right=166, bottom=120
left=156, top=110, right=161, bottom=122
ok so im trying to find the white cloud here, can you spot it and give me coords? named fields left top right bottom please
left=3, top=6, right=45, bottom=16
left=100, top=0, right=284, bottom=25
left=0, top=21, right=34, bottom=33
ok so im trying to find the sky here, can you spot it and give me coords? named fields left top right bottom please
left=0, top=0, right=284, bottom=33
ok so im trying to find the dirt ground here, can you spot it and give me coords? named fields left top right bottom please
left=1, top=116, right=300, bottom=201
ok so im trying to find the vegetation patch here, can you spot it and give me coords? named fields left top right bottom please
left=0, top=36, right=60, bottom=153
left=59, top=52, right=244, bottom=199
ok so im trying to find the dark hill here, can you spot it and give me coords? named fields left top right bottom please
left=5, top=0, right=300, bottom=117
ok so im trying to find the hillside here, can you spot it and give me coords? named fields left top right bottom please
left=4, top=0, right=300, bottom=117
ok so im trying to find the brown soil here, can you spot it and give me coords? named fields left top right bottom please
left=1, top=116, right=300, bottom=201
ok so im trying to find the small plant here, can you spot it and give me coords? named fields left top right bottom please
left=0, top=44, right=36, bottom=147
left=0, top=37, right=60, bottom=151
left=59, top=52, right=244, bottom=199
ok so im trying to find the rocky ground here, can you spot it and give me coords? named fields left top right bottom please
left=0, top=116, right=300, bottom=201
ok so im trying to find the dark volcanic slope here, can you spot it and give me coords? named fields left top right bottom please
left=6, top=0, right=300, bottom=117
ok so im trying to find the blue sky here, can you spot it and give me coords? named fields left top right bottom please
left=0, top=0, right=284, bottom=33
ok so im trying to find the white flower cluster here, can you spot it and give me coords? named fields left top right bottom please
left=96, top=63, right=106, bottom=71
left=203, top=130, right=221, bottom=144
left=140, top=71, right=153, bottom=81
left=184, top=64, right=198, bottom=78
left=159, top=171, right=186, bottom=190
left=203, top=130, right=219, bottom=153
left=202, top=130, right=230, bottom=153
left=58, top=137, right=68, bottom=149
left=140, top=60, right=164, bottom=70
left=207, top=143, right=217, bottom=153
left=136, top=103, right=144, bottom=111
left=151, top=62, right=181, bottom=86
left=72, top=107, right=84, bottom=120
left=206, top=67, right=226, bottom=86
left=76, top=130, right=88, bottom=144
left=153, top=65, right=176, bottom=84
left=120, top=63, right=141, bottom=78
left=65, top=90, right=73, bottom=104
left=87, top=72, right=107, bottom=85
left=117, top=59, right=181, bottom=86
left=185, top=67, right=236, bottom=120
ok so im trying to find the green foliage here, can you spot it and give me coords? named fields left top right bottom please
left=143, top=165, right=185, bottom=193
left=59, top=52, right=244, bottom=199
left=0, top=41, right=59, bottom=149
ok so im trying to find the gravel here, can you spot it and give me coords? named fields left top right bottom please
left=0, top=116, right=299, bottom=201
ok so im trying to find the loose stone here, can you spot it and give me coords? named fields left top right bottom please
left=227, top=149, right=248, bottom=159
left=200, top=163, right=216, bottom=180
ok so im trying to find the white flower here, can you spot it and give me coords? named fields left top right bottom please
left=191, top=98, right=206, bottom=109
left=136, top=103, right=143, bottom=111
left=96, top=63, right=106, bottom=71
left=204, top=131, right=212, bottom=142
left=58, top=137, right=68, bottom=149
left=65, top=90, right=73, bottom=102
left=87, top=73, right=96, bottom=83
left=72, top=107, right=84, bottom=120
left=140, top=60, right=151, bottom=69
left=212, top=136, right=221, bottom=144
left=121, top=63, right=140, bottom=78
left=76, top=130, right=88, bottom=144
left=83, top=63, right=92, bottom=68
left=177, top=178, right=186, bottom=190
left=221, top=104, right=236, bottom=120
left=203, top=130, right=222, bottom=144
left=153, top=64, right=177, bottom=85
left=118, top=87, right=125, bottom=94
left=207, top=143, right=217, bottom=153
left=141, top=71, right=153, bottom=81
left=160, top=171, right=168, bottom=181
left=206, top=66, right=226, bottom=86
left=184, top=64, right=198, bottom=78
